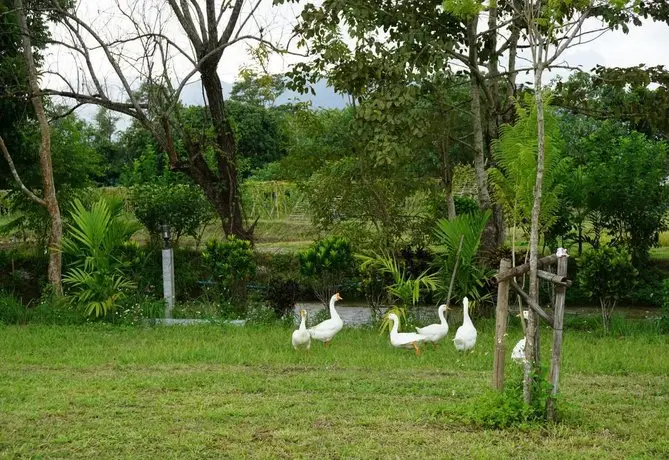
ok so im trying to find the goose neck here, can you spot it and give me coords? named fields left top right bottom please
left=390, top=316, right=399, bottom=335
left=463, top=304, right=472, bottom=326
left=438, top=307, right=447, bottom=325
left=329, top=297, right=340, bottom=320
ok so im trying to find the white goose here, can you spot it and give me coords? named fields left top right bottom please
left=415, top=304, right=449, bottom=348
left=307, top=293, right=344, bottom=347
left=511, top=338, right=526, bottom=363
left=453, top=297, right=477, bottom=351
left=292, top=309, right=311, bottom=350
left=387, top=312, right=429, bottom=356
left=512, top=310, right=529, bottom=363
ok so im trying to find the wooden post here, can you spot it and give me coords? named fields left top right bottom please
left=493, top=258, right=511, bottom=391
left=547, top=252, right=568, bottom=420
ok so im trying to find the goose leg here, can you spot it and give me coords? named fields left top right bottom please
left=324, top=341, right=329, bottom=348
left=413, top=342, right=421, bottom=356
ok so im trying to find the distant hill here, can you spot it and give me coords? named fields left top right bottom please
left=179, top=78, right=349, bottom=109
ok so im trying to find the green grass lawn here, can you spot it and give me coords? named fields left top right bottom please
left=1, top=323, right=667, bottom=458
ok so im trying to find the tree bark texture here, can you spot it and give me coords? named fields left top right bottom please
left=16, top=0, right=63, bottom=294
left=164, top=0, right=252, bottom=240
left=466, top=18, right=499, bottom=253
left=524, top=65, right=546, bottom=404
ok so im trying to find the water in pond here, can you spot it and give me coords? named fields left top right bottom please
left=293, top=301, right=661, bottom=327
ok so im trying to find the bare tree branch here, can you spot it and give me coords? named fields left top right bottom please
left=219, top=0, right=243, bottom=47
left=167, top=0, right=203, bottom=50
left=0, top=136, right=46, bottom=207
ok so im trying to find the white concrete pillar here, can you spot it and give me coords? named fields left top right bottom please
left=162, top=248, right=175, bottom=317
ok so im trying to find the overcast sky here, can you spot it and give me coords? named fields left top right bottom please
left=44, top=1, right=669, bottom=122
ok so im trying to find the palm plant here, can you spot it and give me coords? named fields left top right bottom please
left=62, top=197, right=141, bottom=318
left=357, top=251, right=440, bottom=333
left=433, top=210, right=493, bottom=307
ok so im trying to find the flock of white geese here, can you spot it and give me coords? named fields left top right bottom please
left=291, top=293, right=484, bottom=356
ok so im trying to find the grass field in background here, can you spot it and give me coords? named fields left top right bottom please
left=1, top=323, right=667, bottom=458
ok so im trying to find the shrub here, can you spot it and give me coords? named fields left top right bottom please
left=577, top=246, right=638, bottom=331
left=454, top=195, right=480, bottom=216
left=246, top=301, right=280, bottom=326
left=62, top=198, right=141, bottom=318
left=202, top=237, right=256, bottom=313
left=433, top=210, right=493, bottom=307
left=357, top=251, right=439, bottom=333
left=661, top=279, right=669, bottom=334
left=0, top=247, right=47, bottom=302
left=131, top=182, right=214, bottom=246
left=467, top=366, right=554, bottom=429
left=0, top=292, right=32, bottom=325
left=358, top=263, right=392, bottom=324
left=298, top=236, right=356, bottom=306
left=256, top=252, right=302, bottom=318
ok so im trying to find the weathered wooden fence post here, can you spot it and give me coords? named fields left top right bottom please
left=547, top=249, right=568, bottom=420
left=493, top=258, right=511, bottom=391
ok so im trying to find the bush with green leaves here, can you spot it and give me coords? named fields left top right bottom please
left=255, top=252, right=302, bottom=318
left=62, top=197, right=141, bottom=318
left=202, top=237, right=256, bottom=313
left=0, top=247, right=48, bottom=302
left=131, top=182, right=214, bottom=246
left=661, top=279, right=669, bottom=334
left=298, top=236, right=356, bottom=306
left=558, top=115, right=669, bottom=262
left=467, top=366, right=554, bottom=429
left=577, top=246, right=638, bottom=331
left=0, top=291, right=32, bottom=325
left=357, top=251, right=440, bottom=333
left=433, top=210, right=494, bottom=308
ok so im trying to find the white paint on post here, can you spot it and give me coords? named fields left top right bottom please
left=163, top=248, right=175, bottom=317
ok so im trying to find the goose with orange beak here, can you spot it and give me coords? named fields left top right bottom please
left=307, top=293, right=344, bottom=347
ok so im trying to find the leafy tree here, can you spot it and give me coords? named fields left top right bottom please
left=577, top=246, right=638, bottom=331
left=90, top=107, right=126, bottom=185
left=226, top=101, right=290, bottom=175
left=130, top=183, right=214, bottom=247
left=230, top=68, right=286, bottom=108
left=0, top=0, right=67, bottom=292
left=2, top=111, right=102, bottom=245
left=553, top=65, right=669, bottom=141
left=202, top=237, right=256, bottom=312
left=279, top=107, right=354, bottom=181
left=558, top=116, right=668, bottom=264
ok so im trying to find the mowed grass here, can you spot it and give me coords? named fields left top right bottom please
left=0, top=323, right=668, bottom=459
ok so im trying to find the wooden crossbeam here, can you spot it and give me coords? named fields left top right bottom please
left=493, top=254, right=558, bottom=283
left=510, top=281, right=554, bottom=327
left=537, top=270, right=572, bottom=287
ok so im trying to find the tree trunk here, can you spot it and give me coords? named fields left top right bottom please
left=467, top=18, right=498, bottom=252
left=17, top=0, right=62, bottom=294
left=439, top=137, right=456, bottom=220
left=484, top=6, right=507, bottom=250
left=601, top=299, right=613, bottom=332
left=187, top=63, right=251, bottom=240
left=525, top=66, right=546, bottom=404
